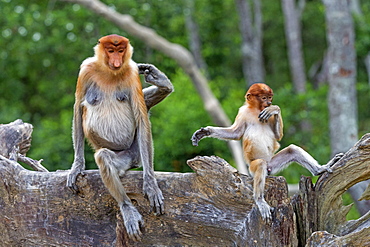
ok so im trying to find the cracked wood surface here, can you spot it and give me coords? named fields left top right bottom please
left=0, top=120, right=369, bottom=246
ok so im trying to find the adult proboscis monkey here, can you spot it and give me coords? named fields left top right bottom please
left=66, top=34, right=173, bottom=240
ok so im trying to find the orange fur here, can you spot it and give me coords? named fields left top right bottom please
left=192, top=82, right=338, bottom=221
left=191, top=83, right=283, bottom=220
left=75, top=34, right=152, bottom=197
left=76, top=35, right=150, bottom=141
left=241, top=84, right=282, bottom=164
left=68, top=35, right=170, bottom=240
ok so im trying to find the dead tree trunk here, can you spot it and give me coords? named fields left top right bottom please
left=292, top=133, right=370, bottom=246
left=0, top=120, right=369, bottom=246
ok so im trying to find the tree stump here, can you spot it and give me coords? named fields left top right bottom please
left=293, top=133, right=370, bottom=246
left=0, top=120, right=369, bottom=246
left=0, top=119, right=47, bottom=172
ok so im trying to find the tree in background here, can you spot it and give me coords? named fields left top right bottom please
left=183, top=0, right=209, bottom=78
left=281, top=0, right=307, bottom=93
left=323, top=0, right=358, bottom=157
left=235, top=0, right=265, bottom=86
left=323, top=0, right=369, bottom=215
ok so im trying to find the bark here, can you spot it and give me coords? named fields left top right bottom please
left=292, top=133, right=370, bottom=246
left=322, top=0, right=358, bottom=156
left=349, top=0, right=363, bottom=15
left=1, top=121, right=369, bottom=246
left=281, top=0, right=307, bottom=93
left=61, top=0, right=246, bottom=174
left=0, top=121, right=297, bottom=246
left=0, top=156, right=297, bottom=246
left=0, top=119, right=33, bottom=158
left=235, top=0, right=265, bottom=86
left=0, top=119, right=48, bottom=172
left=312, top=1, right=367, bottom=88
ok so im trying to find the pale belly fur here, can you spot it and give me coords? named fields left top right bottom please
left=243, top=122, right=278, bottom=161
left=82, top=97, right=136, bottom=150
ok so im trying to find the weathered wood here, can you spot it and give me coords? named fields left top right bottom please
left=0, top=120, right=369, bottom=246
left=0, top=155, right=297, bottom=247
left=306, top=228, right=370, bottom=247
left=0, top=119, right=33, bottom=157
left=292, top=133, right=370, bottom=246
left=291, top=176, right=317, bottom=247
left=316, top=134, right=370, bottom=233
left=359, top=183, right=370, bottom=201
left=0, top=119, right=48, bottom=172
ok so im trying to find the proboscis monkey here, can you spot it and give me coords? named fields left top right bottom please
left=191, top=83, right=342, bottom=221
left=66, top=34, right=173, bottom=240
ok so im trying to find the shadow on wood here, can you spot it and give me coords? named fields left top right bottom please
left=0, top=120, right=369, bottom=246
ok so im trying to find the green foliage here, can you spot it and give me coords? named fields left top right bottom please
left=301, top=0, right=327, bottom=71
left=354, top=3, right=370, bottom=82
left=262, top=0, right=290, bottom=86
left=150, top=70, right=233, bottom=172
left=342, top=192, right=361, bottom=221
left=273, top=84, right=331, bottom=181
left=357, top=82, right=370, bottom=137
